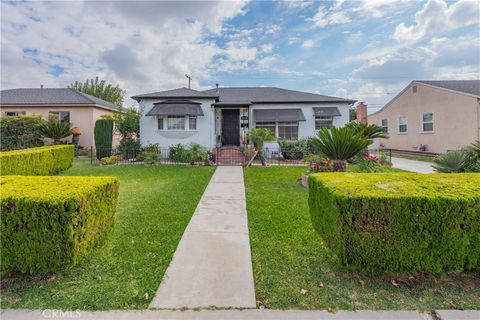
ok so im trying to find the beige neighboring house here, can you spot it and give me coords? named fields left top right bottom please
left=0, top=88, right=120, bottom=148
left=368, top=80, right=480, bottom=154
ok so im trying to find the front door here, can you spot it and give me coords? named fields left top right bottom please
left=221, top=109, right=240, bottom=146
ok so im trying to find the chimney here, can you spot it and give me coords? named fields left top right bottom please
left=215, top=83, right=219, bottom=94
left=356, top=102, right=368, bottom=124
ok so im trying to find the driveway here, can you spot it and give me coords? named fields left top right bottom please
left=391, top=157, right=435, bottom=173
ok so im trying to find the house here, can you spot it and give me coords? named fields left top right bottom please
left=0, top=88, right=120, bottom=148
left=133, top=86, right=355, bottom=152
left=368, top=80, right=480, bottom=154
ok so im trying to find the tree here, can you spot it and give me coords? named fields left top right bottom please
left=0, top=115, right=44, bottom=151
left=311, top=126, right=370, bottom=171
left=346, top=122, right=389, bottom=140
left=248, top=128, right=276, bottom=166
left=39, top=120, right=73, bottom=144
left=69, top=76, right=125, bottom=106
left=103, top=107, right=140, bottom=158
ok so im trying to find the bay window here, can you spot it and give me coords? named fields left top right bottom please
left=158, top=115, right=197, bottom=131
left=167, top=116, right=185, bottom=130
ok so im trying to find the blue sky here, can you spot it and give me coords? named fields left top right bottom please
left=1, top=1, right=479, bottom=111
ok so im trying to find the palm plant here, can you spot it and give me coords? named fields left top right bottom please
left=346, top=122, right=389, bottom=140
left=433, top=150, right=468, bottom=173
left=39, top=120, right=73, bottom=144
left=311, top=126, right=370, bottom=171
left=248, top=128, right=276, bottom=166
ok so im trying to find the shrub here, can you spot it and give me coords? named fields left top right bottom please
left=118, top=138, right=141, bottom=159
left=433, top=150, right=469, bottom=173
left=278, top=139, right=313, bottom=160
left=0, top=145, right=74, bottom=176
left=169, top=144, right=191, bottom=163
left=0, top=115, right=44, bottom=151
left=308, top=173, right=480, bottom=273
left=94, top=119, right=113, bottom=160
left=188, top=143, right=208, bottom=164
left=39, top=119, right=73, bottom=144
left=100, top=155, right=118, bottom=165
left=1, top=175, right=119, bottom=275
left=168, top=143, right=208, bottom=164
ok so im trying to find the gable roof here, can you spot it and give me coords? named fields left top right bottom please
left=203, top=87, right=355, bottom=104
left=131, top=87, right=218, bottom=100
left=415, top=80, right=480, bottom=97
left=0, top=88, right=120, bottom=111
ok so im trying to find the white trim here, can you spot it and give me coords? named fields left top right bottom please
left=397, top=116, right=408, bottom=134
left=420, top=112, right=434, bottom=133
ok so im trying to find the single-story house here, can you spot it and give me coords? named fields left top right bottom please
left=368, top=80, right=480, bottom=154
left=0, top=88, right=120, bottom=148
left=132, top=86, right=355, bottom=151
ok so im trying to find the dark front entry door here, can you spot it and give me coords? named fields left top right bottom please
left=221, top=109, right=240, bottom=146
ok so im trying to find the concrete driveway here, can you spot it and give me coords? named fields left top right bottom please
left=391, top=157, right=435, bottom=173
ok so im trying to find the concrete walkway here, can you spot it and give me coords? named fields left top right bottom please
left=391, top=157, right=435, bottom=173
left=4, top=309, right=479, bottom=320
left=149, top=166, right=256, bottom=309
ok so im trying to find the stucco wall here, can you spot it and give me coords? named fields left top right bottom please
left=368, top=83, right=480, bottom=154
left=0, top=105, right=116, bottom=148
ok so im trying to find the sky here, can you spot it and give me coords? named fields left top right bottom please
left=1, top=0, right=479, bottom=112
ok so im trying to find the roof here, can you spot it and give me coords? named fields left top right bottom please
left=0, top=88, right=119, bottom=111
left=415, top=80, right=480, bottom=97
left=131, top=87, right=218, bottom=100
left=146, top=100, right=204, bottom=116
left=369, top=80, right=480, bottom=117
left=203, top=87, right=356, bottom=104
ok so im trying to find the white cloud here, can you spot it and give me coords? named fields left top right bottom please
left=265, top=24, right=281, bottom=34
left=288, top=36, right=301, bottom=45
left=362, top=0, right=400, bottom=18
left=282, top=1, right=314, bottom=9
left=308, top=6, right=351, bottom=28
left=302, top=39, right=314, bottom=48
left=260, top=43, right=273, bottom=53
left=394, top=0, right=480, bottom=43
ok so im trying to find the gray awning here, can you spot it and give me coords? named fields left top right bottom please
left=313, top=107, right=341, bottom=117
left=146, top=100, right=204, bottom=116
left=253, top=109, right=306, bottom=122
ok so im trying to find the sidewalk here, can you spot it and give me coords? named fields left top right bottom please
left=391, top=157, right=435, bottom=173
left=148, top=166, right=256, bottom=309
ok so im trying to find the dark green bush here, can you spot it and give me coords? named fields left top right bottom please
left=308, top=173, right=480, bottom=273
left=169, top=144, right=191, bottom=163
left=1, top=175, right=119, bottom=275
left=0, top=145, right=74, bottom=176
left=0, top=115, right=44, bottom=151
left=118, top=138, right=141, bottom=159
left=94, top=119, right=113, bottom=160
left=278, top=139, right=314, bottom=160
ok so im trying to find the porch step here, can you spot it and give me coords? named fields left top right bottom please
left=213, top=147, right=244, bottom=166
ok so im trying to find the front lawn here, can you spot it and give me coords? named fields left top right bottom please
left=1, top=159, right=214, bottom=310
left=244, top=166, right=480, bottom=310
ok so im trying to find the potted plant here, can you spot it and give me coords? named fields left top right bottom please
left=71, top=127, right=82, bottom=146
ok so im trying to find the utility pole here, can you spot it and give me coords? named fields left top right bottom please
left=185, top=74, right=192, bottom=89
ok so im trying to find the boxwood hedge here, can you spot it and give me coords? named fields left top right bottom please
left=0, top=145, right=74, bottom=176
left=308, top=173, right=480, bottom=273
left=1, top=175, right=119, bottom=275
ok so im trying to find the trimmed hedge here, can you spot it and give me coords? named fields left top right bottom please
left=1, top=175, right=119, bottom=275
left=94, top=119, right=113, bottom=160
left=308, top=173, right=480, bottom=273
left=0, top=145, right=74, bottom=176
left=0, top=115, right=44, bottom=151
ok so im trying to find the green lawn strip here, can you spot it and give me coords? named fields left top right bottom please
left=244, top=167, right=480, bottom=310
left=1, top=160, right=214, bottom=310
left=388, top=152, right=436, bottom=163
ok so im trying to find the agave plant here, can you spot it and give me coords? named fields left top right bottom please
left=248, top=128, right=276, bottom=166
left=433, top=150, right=468, bottom=173
left=311, top=126, right=370, bottom=171
left=39, top=120, right=73, bottom=144
left=346, top=122, right=389, bottom=140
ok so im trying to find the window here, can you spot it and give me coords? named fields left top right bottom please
left=421, top=113, right=433, bottom=132
left=398, top=116, right=407, bottom=133
left=49, top=111, right=70, bottom=123
left=167, top=116, right=185, bottom=130
left=278, top=122, right=298, bottom=140
left=189, top=116, right=197, bottom=130
left=255, top=122, right=276, bottom=135
left=381, top=119, right=388, bottom=133
left=315, top=116, right=333, bottom=130
left=157, top=117, right=164, bottom=130
left=4, top=111, right=26, bottom=116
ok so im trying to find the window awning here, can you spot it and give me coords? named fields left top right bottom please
left=146, top=100, right=204, bottom=116
left=313, top=107, right=341, bottom=117
left=253, top=109, right=306, bottom=122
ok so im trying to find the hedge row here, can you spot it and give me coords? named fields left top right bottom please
left=0, top=145, right=74, bottom=175
left=1, top=175, right=119, bottom=275
left=308, top=173, right=480, bottom=273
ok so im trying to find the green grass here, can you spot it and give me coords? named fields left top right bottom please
left=244, top=166, right=480, bottom=310
left=1, top=159, right=214, bottom=310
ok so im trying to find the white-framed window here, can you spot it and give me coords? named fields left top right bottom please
left=398, top=116, right=407, bottom=133
left=167, top=116, right=185, bottom=130
left=189, top=116, right=197, bottom=130
left=158, top=117, right=164, bottom=130
left=255, top=121, right=299, bottom=140
left=4, top=111, right=26, bottom=116
left=421, top=113, right=433, bottom=132
left=159, top=116, right=198, bottom=131
left=315, top=116, right=333, bottom=130
left=381, top=119, right=388, bottom=133
left=49, top=111, right=70, bottom=123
